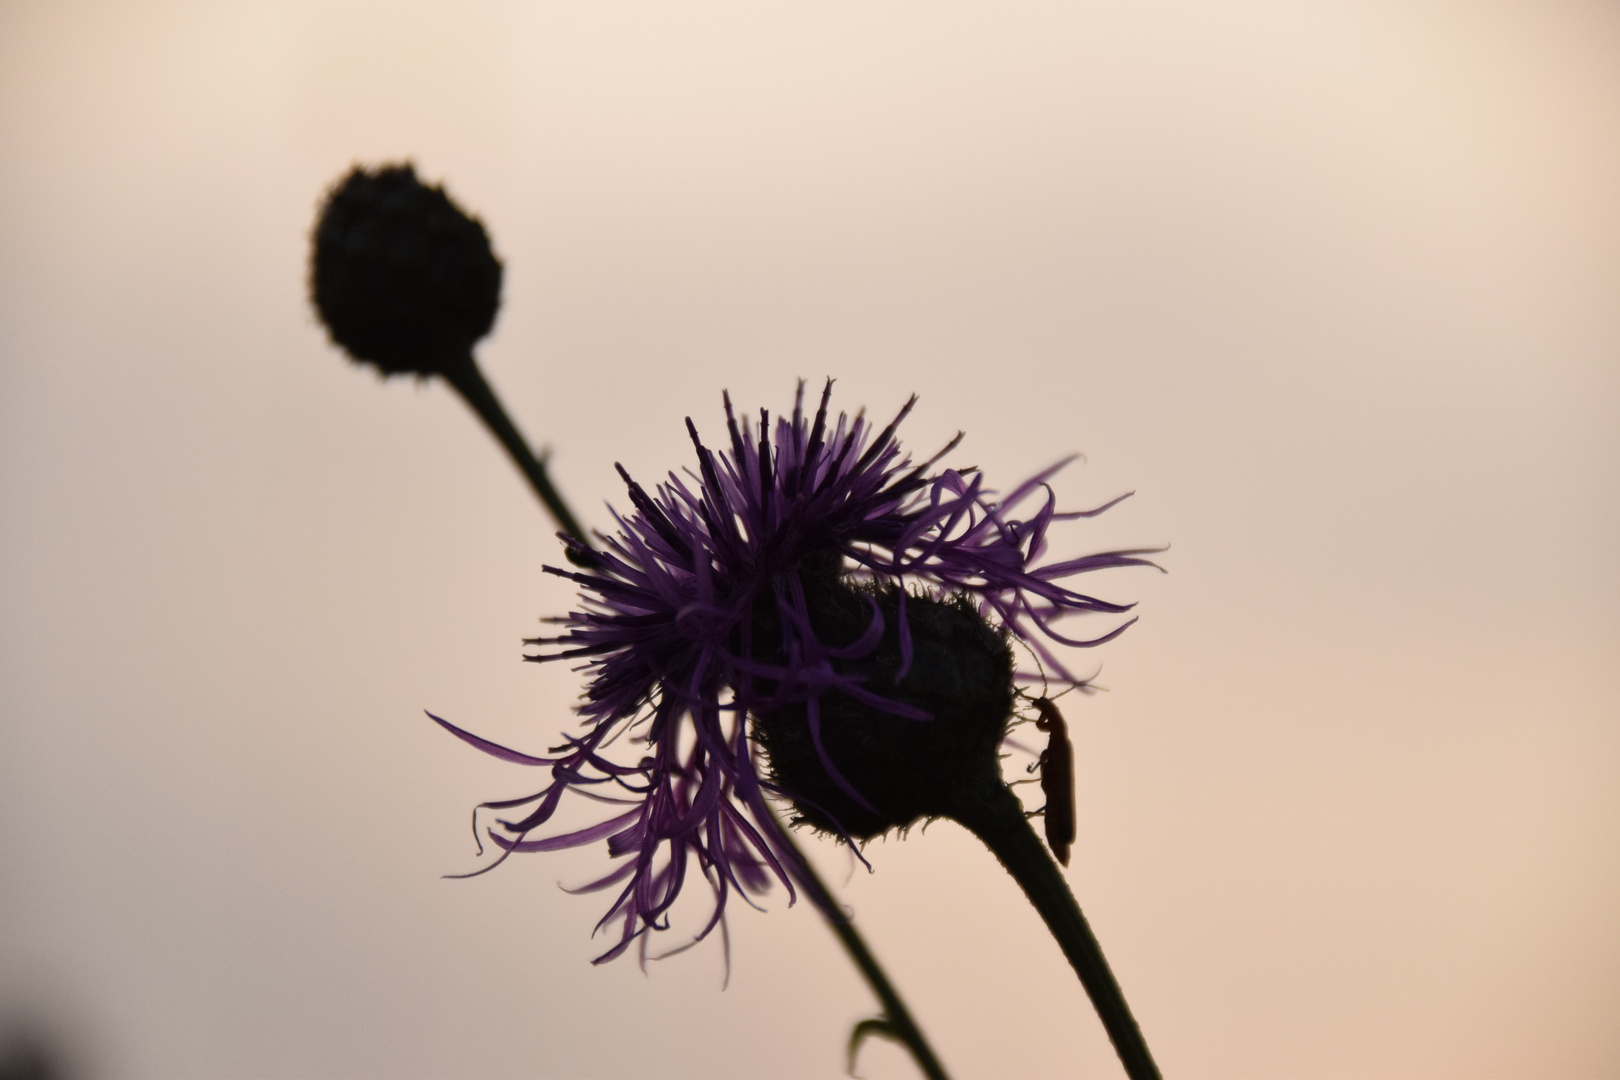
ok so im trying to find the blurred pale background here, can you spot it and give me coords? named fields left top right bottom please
left=2, top=2, right=1617, bottom=1077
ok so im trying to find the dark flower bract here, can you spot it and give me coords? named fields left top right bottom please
left=434, top=382, right=1160, bottom=962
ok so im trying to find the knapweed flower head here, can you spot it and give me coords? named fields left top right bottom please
left=310, top=163, right=502, bottom=377
left=435, top=381, right=1161, bottom=962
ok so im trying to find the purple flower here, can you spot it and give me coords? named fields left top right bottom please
left=434, top=381, right=1160, bottom=963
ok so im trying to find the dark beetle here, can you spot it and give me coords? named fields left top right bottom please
left=1033, top=697, right=1075, bottom=866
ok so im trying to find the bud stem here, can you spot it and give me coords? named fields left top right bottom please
left=441, top=362, right=948, bottom=1077
left=955, top=785, right=1160, bottom=1080
left=770, top=816, right=951, bottom=1080
left=441, top=354, right=590, bottom=547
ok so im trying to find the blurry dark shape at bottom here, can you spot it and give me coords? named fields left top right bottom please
left=0, top=1026, right=74, bottom=1080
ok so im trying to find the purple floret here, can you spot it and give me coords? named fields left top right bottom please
left=436, top=380, right=1160, bottom=963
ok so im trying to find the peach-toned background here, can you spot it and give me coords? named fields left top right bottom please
left=2, top=3, right=1616, bottom=1077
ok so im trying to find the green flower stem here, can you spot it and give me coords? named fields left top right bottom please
left=954, top=784, right=1160, bottom=1080
left=441, top=361, right=949, bottom=1079
left=442, top=354, right=590, bottom=547
left=771, top=816, right=951, bottom=1080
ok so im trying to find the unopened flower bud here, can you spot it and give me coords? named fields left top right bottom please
left=309, top=163, right=502, bottom=377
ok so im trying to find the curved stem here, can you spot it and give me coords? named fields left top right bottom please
left=441, top=361, right=948, bottom=1078
left=770, top=816, right=950, bottom=1080
left=954, top=785, right=1160, bottom=1080
left=441, top=354, right=590, bottom=547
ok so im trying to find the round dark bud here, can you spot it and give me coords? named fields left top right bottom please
left=309, top=163, right=502, bottom=377
left=753, top=560, right=1016, bottom=840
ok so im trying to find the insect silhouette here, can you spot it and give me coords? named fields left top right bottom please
left=1031, top=696, right=1075, bottom=867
